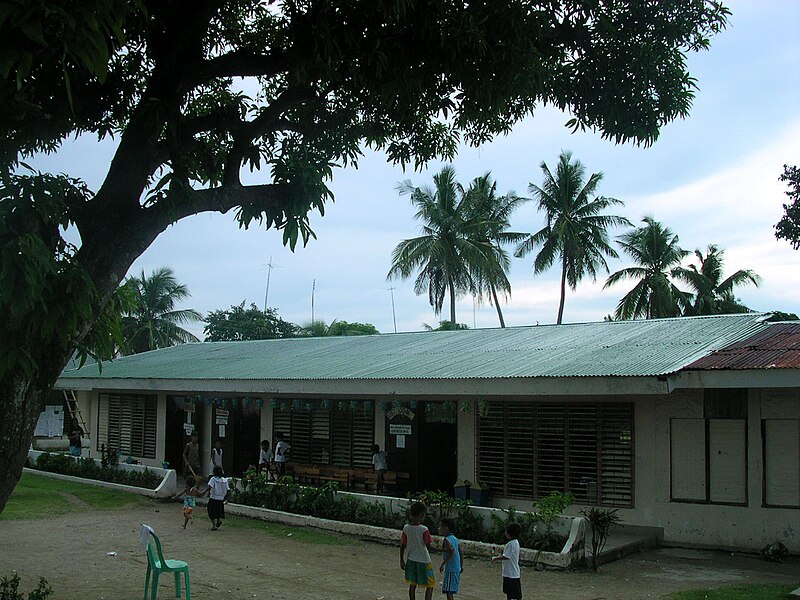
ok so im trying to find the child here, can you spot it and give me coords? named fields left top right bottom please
left=371, top=444, right=388, bottom=493
left=207, top=465, right=230, bottom=531
left=209, top=439, right=224, bottom=477
left=68, top=424, right=83, bottom=458
left=173, top=476, right=208, bottom=529
left=274, top=432, right=290, bottom=477
left=258, top=439, right=274, bottom=477
left=438, top=517, right=463, bottom=599
left=491, top=522, right=522, bottom=600
left=182, top=433, right=201, bottom=478
left=400, top=501, right=435, bottom=600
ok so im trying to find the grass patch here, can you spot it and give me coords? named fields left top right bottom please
left=668, top=583, right=799, bottom=600
left=1, top=472, right=148, bottom=520
left=223, top=516, right=357, bottom=546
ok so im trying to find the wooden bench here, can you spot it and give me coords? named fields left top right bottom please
left=285, top=462, right=408, bottom=494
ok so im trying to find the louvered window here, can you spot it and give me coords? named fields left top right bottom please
left=273, top=401, right=374, bottom=468
left=96, top=393, right=157, bottom=459
left=477, top=401, right=634, bottom=508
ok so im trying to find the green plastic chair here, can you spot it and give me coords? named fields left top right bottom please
left=144, top=530, right=191, bottom=600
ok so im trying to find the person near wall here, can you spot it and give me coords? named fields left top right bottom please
left=274, top=432, right=290, bottom=477
left=182, top=433, right=201, bottom=478
left=209, top=439, right=224, bottom=478
left=371, top=443, right=388, bottom=494
left=68, top=423, right=83, bottom=458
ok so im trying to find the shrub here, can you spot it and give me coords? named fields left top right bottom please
left=0, top=573, right=53, bottom=600
left=580, top=506, right=622, bottom=572
left=32, top=452, right=161, bottom=489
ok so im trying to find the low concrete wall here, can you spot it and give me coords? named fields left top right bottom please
left=26, top=450, right=177, bottom=498
left=216, top=501, right=585, bottom=569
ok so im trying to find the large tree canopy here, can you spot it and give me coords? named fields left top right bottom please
left=0, top=0, right=729, bottom=511
left=204, top=302, right=299, bottom=341
left=775, top=164, right=800, bottom=250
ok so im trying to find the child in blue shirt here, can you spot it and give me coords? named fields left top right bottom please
left=438, top=517, right=463, bottom=599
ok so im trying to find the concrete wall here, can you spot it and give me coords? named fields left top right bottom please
left=471, top=389, right=800, bottom=553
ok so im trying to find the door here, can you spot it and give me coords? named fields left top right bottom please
left=165, top=397, right=204, bottom=472
left=417, top=402, right=458, bottom=492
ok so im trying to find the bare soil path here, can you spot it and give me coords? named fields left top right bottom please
left=1, top=499, right=797, bottom=600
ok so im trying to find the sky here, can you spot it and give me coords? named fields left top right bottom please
left=30, top=0, right=800, bottom=338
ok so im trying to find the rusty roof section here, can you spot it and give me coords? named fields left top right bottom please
left=684, top=322, right=800, bottom=370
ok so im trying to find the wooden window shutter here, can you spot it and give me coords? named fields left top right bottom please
left=351, top=403, right=375, bottom=468
left=600, top=404, right=634, bottom=507
left=476, top=401, right=506, bottom=495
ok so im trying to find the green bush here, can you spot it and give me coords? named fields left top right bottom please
left=32, top=452, right=161, bottom=490
left=232, top=470, right=571, bottom=552
left=0, top=573, right=53, bottom=600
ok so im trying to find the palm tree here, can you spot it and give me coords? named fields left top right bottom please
left=387, top=166, right=508, bottom=325
left=515, top=151, right=630, bottom=324
left=672, top=245, right=761, bottom=315
left=604, top=217, right=690, bottom=320
left=121, top=267, right=203, bottom=354
left=462, top=174, right=528, bottom=327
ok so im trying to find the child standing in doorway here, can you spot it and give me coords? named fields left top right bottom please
left=182, top=433, right=201, bottom=478
left=207, top=465, right=230, bottom=531
left=371, top=444, right=388, bottom=493
left=209, top=439, right=224, bottom=477
left=274, top=432, right=290, bottom=477
left=438, top=517, right=463, bottom=599
left=491, top=522, right=522, bottom=600
left=400, top=501, right=435, bottom=600
left=173, top=476, right=208, bottom=529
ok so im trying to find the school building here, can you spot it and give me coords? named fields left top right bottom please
left=53, top=313, right=800, bottom=552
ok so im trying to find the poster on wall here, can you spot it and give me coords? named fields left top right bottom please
left=396, top=434, right=405, bottom=448
left=218, top=424, right=226, bottom=438
left=183, top=423, right=195, bottom=435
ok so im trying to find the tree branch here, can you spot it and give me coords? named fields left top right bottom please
left=149, top=182, right=293, bottom=224
left=189, top=50, right=289, bottom=88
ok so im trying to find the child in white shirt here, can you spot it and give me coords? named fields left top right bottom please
left=492, top=522, right=522, bottom=599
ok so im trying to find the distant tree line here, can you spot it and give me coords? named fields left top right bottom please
left=118, top=271, right=380, bottom=354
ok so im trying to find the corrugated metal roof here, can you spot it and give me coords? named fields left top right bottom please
left=58, top=314, right=772, bottom=383
left=684, top=322, right=800, bottom=370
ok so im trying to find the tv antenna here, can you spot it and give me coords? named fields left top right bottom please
left=263, top=256, right=281, bottom=311
left=387, top=286, right=398, bottom=333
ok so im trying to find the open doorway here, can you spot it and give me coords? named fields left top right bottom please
left=165, top=396, right=205, bottom=473
left=417, top=402, right=458, bottom=492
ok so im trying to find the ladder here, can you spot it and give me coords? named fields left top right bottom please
left=63, top=389, right=89, bottom=437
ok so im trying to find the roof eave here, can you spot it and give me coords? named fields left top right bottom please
left=55, top=375, right=671, bottom=396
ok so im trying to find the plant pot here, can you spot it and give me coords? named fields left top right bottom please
left=453, top=479, right=471, bottom=500
left=469, top=483, right=489, bottom=506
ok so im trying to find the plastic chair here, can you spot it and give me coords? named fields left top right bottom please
left=144, top=530, right=191, bottom=600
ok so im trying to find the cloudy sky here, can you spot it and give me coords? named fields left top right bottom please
left=32, top=0, right=800, bottom=337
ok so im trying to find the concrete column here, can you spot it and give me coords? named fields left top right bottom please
left=155, top=392, right=167, bottom=464
left=261, top=402, right=273, bottom=442
left=374, top=401, right=386, bottom=449
left=457, top=401, right=476, bottom=481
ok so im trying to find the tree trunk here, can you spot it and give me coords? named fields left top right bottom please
left=557, top=256, right=567, bottom=325
left=448, top=278, right=457, bottom=325
left=0, top=342, right=74, bottom=513
left=490, top=283, right=506, bottom=328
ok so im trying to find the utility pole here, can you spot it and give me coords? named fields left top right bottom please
left=311, top=279, right=316, bottom=323
left=387, top=286, right=398, bottom=333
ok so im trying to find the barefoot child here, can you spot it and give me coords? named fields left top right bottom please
left=438, top=517, right=463, bottom=599
left=400, top=502, right=435, bottom=600
left=207, top=465, right=230, bottom=531
left=173, top=476, right=207, bottom=529
left=258, top=439, right=274, bottom=479
left=491, top=522, right=522, bottom=600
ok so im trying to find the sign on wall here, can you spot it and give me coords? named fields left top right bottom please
left=387, top=406, right=415, bottom=421
left=389, top=424, right=412, bottom=436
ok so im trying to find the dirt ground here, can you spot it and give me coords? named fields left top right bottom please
left=1, top=498, right=797, bottom=600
